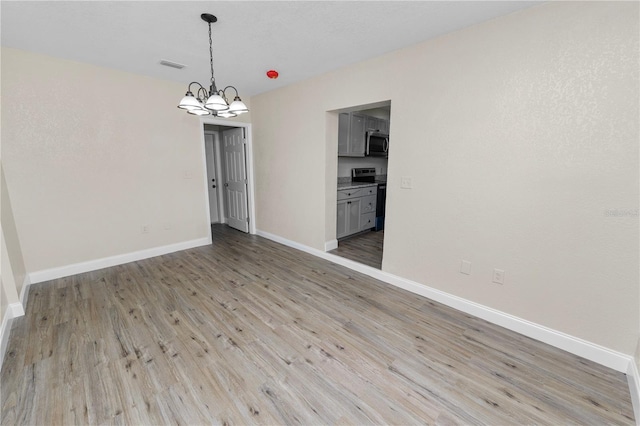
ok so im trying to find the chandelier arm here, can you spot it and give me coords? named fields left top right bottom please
left=187, top=81, right=208, bottom=94
left=222, top=86, right=240, bottom=97
left=216, top=89, right=229, bottom=104
left=196, top=86, right=209, bottom=101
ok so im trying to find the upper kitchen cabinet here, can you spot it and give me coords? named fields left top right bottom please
left=365, top=116, right=378, bottom=132
left=377, top=118, right=389, bottom=134
left=338, top=113, right=366, bottom=157
left=365, top=116, right=389, bottom=134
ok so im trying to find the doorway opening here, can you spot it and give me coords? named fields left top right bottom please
left=201, top=119, right=255, bottom=239
left=328, top=100, right=391, bottom=270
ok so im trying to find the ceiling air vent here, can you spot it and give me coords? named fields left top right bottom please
left=159, top=59, right=186, bottom=70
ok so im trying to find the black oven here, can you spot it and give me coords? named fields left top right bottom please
left=375, top=183, right=386, bottom=231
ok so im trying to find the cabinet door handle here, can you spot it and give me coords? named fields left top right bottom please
left=347, top=193, right=351, bottom=196
left=212, top=185, right=216, bottom=188
left=347, top=201, right=351, bottom=204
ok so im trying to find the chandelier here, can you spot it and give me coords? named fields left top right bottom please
left=177, top=14, right=248, bottom=118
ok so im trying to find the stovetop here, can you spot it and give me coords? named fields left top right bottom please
left=352, top=167, right=377, bottom=183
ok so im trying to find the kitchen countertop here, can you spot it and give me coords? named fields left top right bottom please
left=337, top=182, right=378, bottom=190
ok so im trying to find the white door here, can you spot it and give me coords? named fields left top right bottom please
left=204, top=133, right=220, bottom=223
left=222, top=128, right=249, bottom=233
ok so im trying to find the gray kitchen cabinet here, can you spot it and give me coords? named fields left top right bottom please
left=361, top=186, right=377, bottom=197
left=365, top=115, right=389, bottom=133
left=338, top=113, right=350, bottom=155
left=378, top=118, right=389, bottom=134
left=337, top=197, right=362, bottom=239
left=337, top=187, right=365, bottom=200
left=336, top=200, right=349, bottom=238
left=365, top=116, right=389, bottom=134
left=365, top=116, right=378, bottom=132
left=361, top=194, right=376, bottom=214
left=338, top=113, right=366, bottom=157
left=360, top=212, right=375, bottom=231
left=347, top=198, right=362, bottom=234
left=337, top=186, right=377, bottom=239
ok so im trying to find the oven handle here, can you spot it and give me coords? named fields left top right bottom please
left=384, top=137, right=389, bottom=153
left=365, top=133, right=370, bottom=156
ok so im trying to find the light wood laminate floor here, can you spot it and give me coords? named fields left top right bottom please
left=331, top=230, right=384, bottom=269
left=1, top=225, right=634, bottom=425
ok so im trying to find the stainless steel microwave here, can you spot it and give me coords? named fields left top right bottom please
left=366, top=131, right=389, bottom=157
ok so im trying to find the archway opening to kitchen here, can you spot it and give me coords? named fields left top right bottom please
left=330, top=100, right=391, bottom=270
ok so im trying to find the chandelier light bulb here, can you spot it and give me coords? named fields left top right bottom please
left=228, top=96, right=249, bottom=114
left=205, top=93, right=229, bottom=111
left=217, top=110, right=237, bottom=118
left=188, top=108, right=211, bottom=116
left=177, top=92, right=201, bottom=110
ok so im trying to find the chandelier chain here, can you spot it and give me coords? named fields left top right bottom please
left=208, top=23, right=215, bottom=88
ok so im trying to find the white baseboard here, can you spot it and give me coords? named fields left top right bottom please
left=9, top=302, right=24, bottom=318
left=0, top=302, right=25, bottom=368
left=628, top=360, right=640, bottom=425
left=256, top=229, right=633, bottom=374
left=324, top=239, right=338, bottom=251
left=28, top=237, right=211, bottom=284
left=19, top=275, right=31, bottom=309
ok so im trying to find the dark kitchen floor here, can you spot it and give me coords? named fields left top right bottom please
left=330, top=230, right=384, bottom=269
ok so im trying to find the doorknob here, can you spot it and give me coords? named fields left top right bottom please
left=212, top=178, right=215, bottom=182
left=225, top=183, right=229, bottom=187
left=212, top=185, right=217, bottom=188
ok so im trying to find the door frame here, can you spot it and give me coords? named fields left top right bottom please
left=199, top=118, right=256, bottom=239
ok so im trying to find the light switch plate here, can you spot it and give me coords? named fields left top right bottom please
left=493, top=269, right=505, bottom=284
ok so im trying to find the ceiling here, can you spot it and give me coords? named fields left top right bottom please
left=1, top=1, right=541, bottom=98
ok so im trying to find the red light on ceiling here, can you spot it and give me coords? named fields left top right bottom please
left=266, top=70, right=279, bottom=79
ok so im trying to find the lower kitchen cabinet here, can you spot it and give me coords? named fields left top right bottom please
left=337, top=198, right=362, bottom=239
left=336, top=186, right=377, bottom=239
left=360, top=212, right=375, bottom=231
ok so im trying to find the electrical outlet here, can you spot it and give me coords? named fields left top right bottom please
left=493, top=269, right=505, bottom=284
left=460, top=260, right=471, bottom=275
left=183, top=171, right=193, bottom=179
left=401, top=176, right=412, bottom=189
left=141, top=225, right=150, bottom=234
